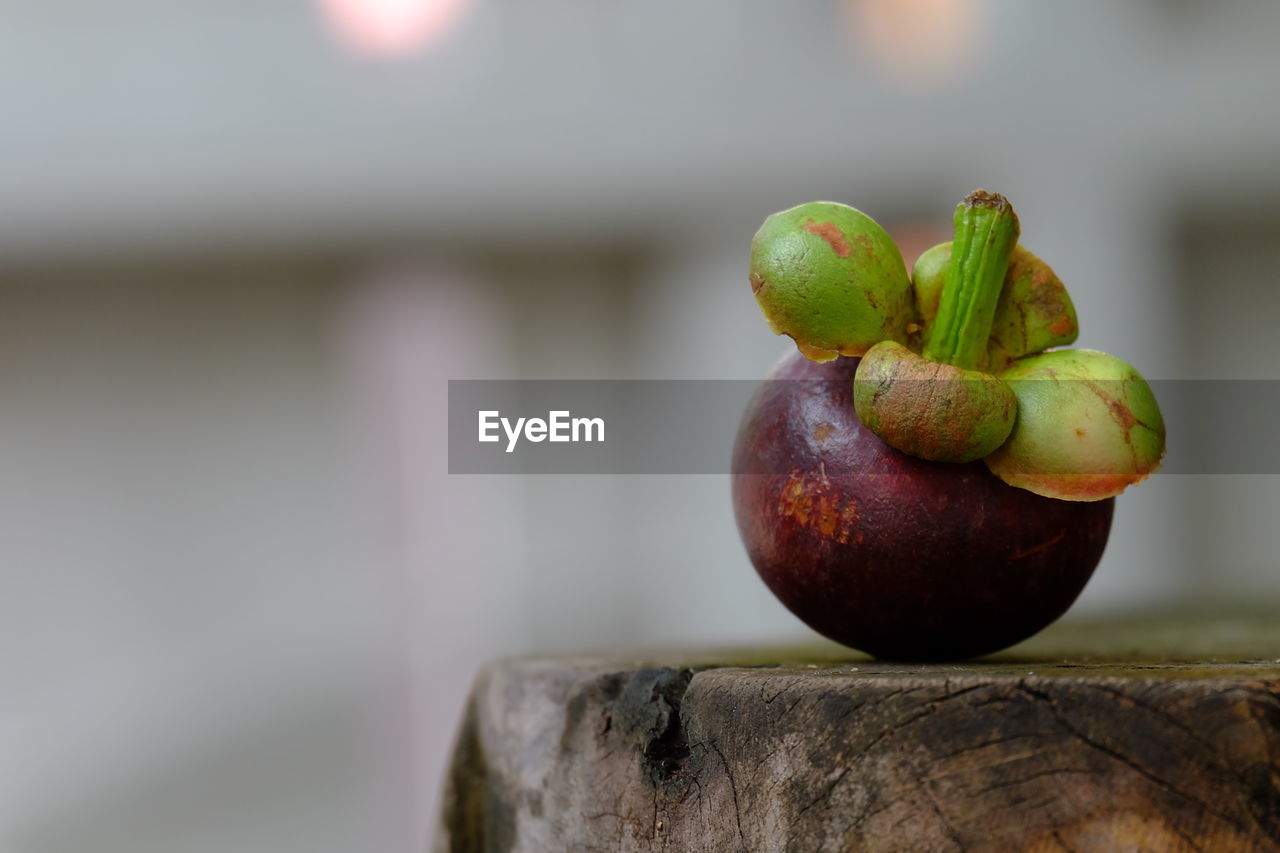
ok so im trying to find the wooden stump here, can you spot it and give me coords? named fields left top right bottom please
left=436, top=617, right=1280, bottom=852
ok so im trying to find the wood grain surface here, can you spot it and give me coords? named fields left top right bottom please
left=436, top=616, right=1280, bottom=852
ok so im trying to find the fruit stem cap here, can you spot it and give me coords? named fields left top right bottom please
left=922, top=190, right=1021, bottom=370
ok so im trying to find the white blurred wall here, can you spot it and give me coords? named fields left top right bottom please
left=0, top=270, right=402, bottom=852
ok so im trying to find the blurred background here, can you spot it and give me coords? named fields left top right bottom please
left=3, top=1, right=1280, bottom=851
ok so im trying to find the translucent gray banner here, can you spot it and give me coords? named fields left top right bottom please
left=448, top=380, right=1280, bottom=475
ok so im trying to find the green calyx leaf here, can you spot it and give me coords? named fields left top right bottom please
left=744, top=191, right=1165, bottom=504
left=985, top=349, right=1166, bottom=501
left=749, top=201, right=915, bottom=362
left=854, top=340, right=1017, bottom=463
left=913, top=243, right=1079, bottom=371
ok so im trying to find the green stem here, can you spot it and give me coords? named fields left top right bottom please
left=922, top=190, right=1021, bottom=370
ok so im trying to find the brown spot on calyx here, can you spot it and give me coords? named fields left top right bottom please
left=1048, top=315, right=1073, bottom=336
left=1108, top=398, right=1138, bottom=434
left=1086, top=382, right=1139, bottom=444
left=801, top=220, right=851, bottom=257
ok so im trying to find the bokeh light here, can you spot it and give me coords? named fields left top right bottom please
left=318, top=0, right=470, bottom=56
left=846, top=0, right=981, bottom=87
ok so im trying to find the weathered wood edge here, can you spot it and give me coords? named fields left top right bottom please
left=436, top=617, right=1280, bottom=852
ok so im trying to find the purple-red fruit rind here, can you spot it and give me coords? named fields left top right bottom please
left=732, top=351, right=1113, bottom=660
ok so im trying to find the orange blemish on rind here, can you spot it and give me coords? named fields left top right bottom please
left=777, top=469, right=862, bottom=543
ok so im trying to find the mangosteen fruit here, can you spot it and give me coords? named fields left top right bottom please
left=732, top=190, right=1164, bottom=659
